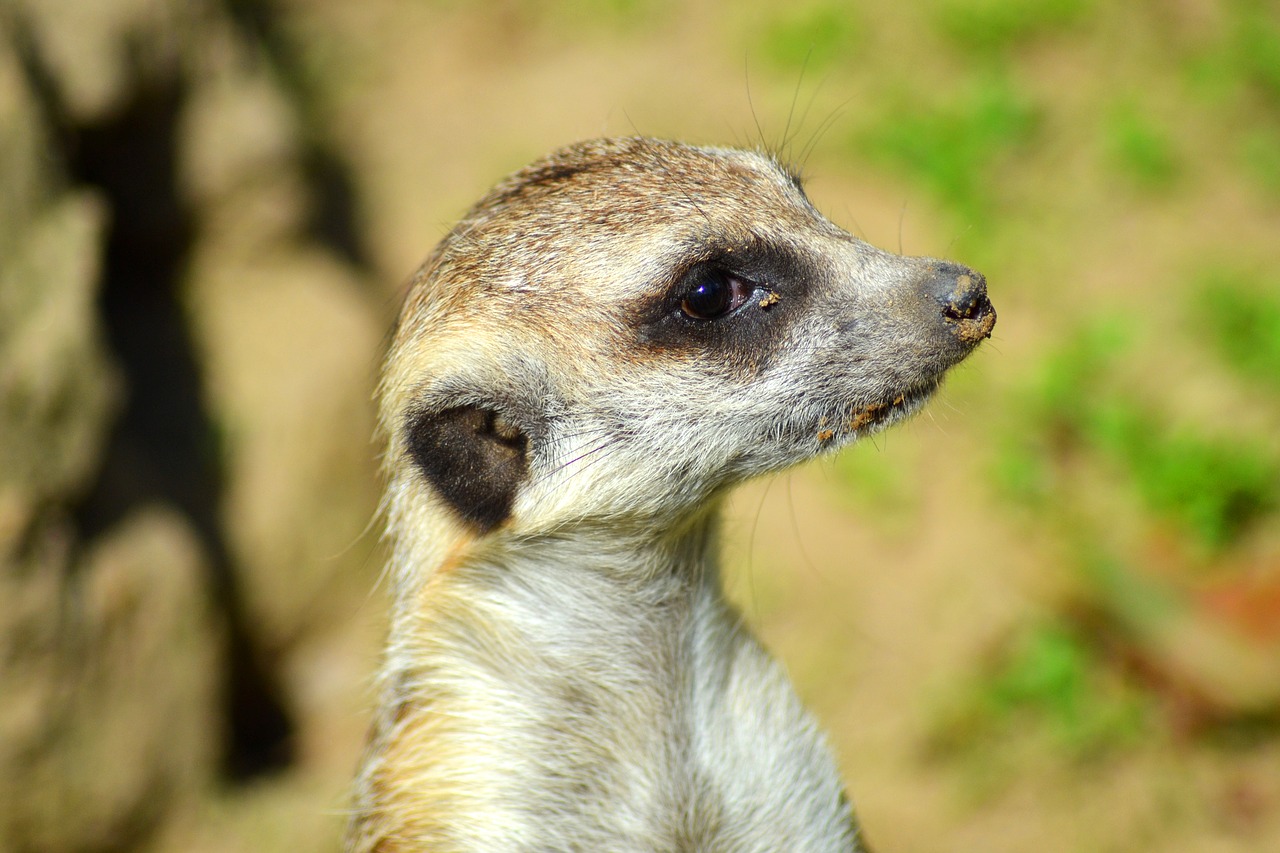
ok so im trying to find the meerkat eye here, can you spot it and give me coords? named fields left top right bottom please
left=680, top=272, right=753, bottom=320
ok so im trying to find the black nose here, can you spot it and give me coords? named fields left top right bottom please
left=925, top=262, right=996, bottom=340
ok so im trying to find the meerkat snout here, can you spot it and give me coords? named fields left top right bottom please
left=350, top=136, right=994, bottom=853
left=926, top=261, right=994, bottom=329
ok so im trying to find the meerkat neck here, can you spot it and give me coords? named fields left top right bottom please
left=389, top=507, right=724, bottom=704
left=354, top=508, right=857, bottom=850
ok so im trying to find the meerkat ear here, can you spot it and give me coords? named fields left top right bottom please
left=404, top=405, right=529, bottom=532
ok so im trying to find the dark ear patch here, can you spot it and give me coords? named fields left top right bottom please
left=404, top=405, right=529, bottom=532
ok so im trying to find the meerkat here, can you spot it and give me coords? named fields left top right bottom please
left=347, top=137, right=995, bottom=852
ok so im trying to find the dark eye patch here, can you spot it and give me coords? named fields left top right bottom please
left=633, top=240, right=816, bottom=372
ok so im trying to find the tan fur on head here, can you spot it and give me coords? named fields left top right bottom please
left=348, top=137, right=994, bottom=851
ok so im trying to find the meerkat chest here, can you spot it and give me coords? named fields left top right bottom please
left=386, top=562, right=858, bottom=851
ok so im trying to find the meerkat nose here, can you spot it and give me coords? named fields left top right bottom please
left=927, top=262, right=996, bottom=341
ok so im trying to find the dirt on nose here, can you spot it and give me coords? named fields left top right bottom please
left=945, top=274, right=997, bottom=344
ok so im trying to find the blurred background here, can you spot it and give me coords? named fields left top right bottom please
left=2, top=0, right=1278, bottom=850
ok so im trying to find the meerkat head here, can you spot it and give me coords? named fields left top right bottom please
left=380, top=137, right=994, bottom=547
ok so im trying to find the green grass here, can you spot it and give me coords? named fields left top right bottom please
left=1240, top=125, right=1280, bottom=200
left=992, top=318, right=1131, bottom=508
left=1124, top=427, right=1276, bottom=551
left=854, top=71, right=1038, bottom=223
left=931, top=619, right=1148, bottom=761
left=1184, top=0, right=1280, bottom=107
left=933, top=0, right=1094, bottom=54
left=758, top=5, right=862, bottom=71
left=1180, top=2, right=1280, bottom=201
left=1104, top=101, right=1180, bottom=191
left=1229, top=0, right=1280, bottom=106
left=1193, top=266, right=1280, bottom=389
left=996, top=318, right=1279, bottom=551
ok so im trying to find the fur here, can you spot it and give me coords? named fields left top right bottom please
left=347, top=137, right=994, bottom=852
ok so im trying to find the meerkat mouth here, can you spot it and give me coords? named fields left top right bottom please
left=815, top=380, right=941, bottom=445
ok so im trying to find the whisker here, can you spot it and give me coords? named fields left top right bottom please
left=744, top=56, right=768, bottom=155
left=530, top=439, right=616, bottom=490
left=780, top=50, right=811, bottom=159
left=797, top=97, right=851, bottom=172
